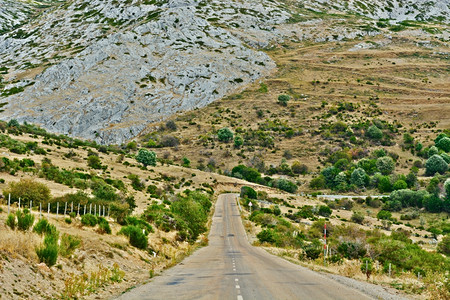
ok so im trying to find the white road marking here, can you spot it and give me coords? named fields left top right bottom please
left=236, top=285, right=240, bottom=289
left=235, top=278, right=239, bottom=282
left=237, top=296, right=243, bottom=300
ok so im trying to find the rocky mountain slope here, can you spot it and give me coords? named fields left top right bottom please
left=0, top=0, right=448, bottom=144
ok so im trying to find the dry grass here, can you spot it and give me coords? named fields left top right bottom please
left=0, top=225, right=40, bottom=261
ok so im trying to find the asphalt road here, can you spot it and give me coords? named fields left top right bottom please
left=116, top=194, right=373, bottom=300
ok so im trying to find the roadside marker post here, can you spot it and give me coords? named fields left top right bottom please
left=77, top=203, right=80, bottom=216
left=39, top=203, right=42, bottom=219
left=30, top=200, right=32, bottom=211
left=56, top=202, right=59, bottom=217
left=18, top=197, right=21, bottom=210
left=71, top=202, right=73, bottom=213
left=8, top=194, right=10, bottom=215
left=64, top=202, right=67, bottom=217
left=47, top=203, right=50, bottom=218
left=248, top=201, right=252, bottom=214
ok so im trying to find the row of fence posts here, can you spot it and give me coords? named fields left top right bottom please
left=6, top=194, right=110, bottom=219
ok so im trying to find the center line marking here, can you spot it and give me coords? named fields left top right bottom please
left=235, top=278, right=239, bottom=282
left=236, top=285, right=240, bottom=289
left=237, top=296, right=243, bottom=300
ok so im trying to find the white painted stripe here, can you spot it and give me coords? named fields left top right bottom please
left=237, top=295, right=243, bottom=300
left=235, top=278, right=239, bottom=282
left=236, top=285, right=240, bottom=289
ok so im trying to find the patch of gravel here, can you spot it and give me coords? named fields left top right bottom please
left=324, top=273, right=411, bottom=300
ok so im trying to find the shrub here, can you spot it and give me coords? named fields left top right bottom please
left=351, top=212, right=365, bottom=224
left=377, top=210, right=392, bottom=220
left=87, top=155, right=102, bottom=169
left=160, top=135, right=179, bottom=147
left=277, top=94, right=290, bottom=106
left=367, top=125, right=383, bottom=140
left=428, top=146, right=439, bottom=157
left=128, top=174, right=144, bottom=191
left=240, top=186, right=257, bottom=199
left=318, top=205, right=332, bottom=217
left=257, top=229, right=276, bottom=244
left=171, top=198, right=207, bottom=242
left=436, top=137, right=450, bottom=152
left=119, top=225, right=148, bottom=249
left=136, top=148, right=157, bottom=167
left=2, top=179, right=51, bottom=204
left=59, top=234, right=81, bottom=257
left=234, top=135, right=243, bottom=148
left=16, top=209, right=35, bottom=231
left=97, top=217, right=112, bottom=234
left=165, top=120, right=177, bottom=131
left=36, top=233, right=59, bottom=267
left=125, top=216, right=153, bottom=234
left=217, top=128, right=233, bottom=142
left=338, top=241, right=366, bottom=259
left=393, top=180, right=407, bottom=190
left=6, top=213, right=16, bottom=229
left=351, top=168, right=368, bottom=188
left=182, top=157, right=190, bottom=167
left=273, top=178, right=298, bottom=193
left=81, top=214, right=97, bottom=226
left=303, top=240, right=322, bottom=259
left=425, top=154, right=448, bottom=176
left=437, top=235, right=450, bottom=256
left=33, top=218, right=57, bottom=236
left=292, top=161, right=308, bottom=175
left=360, top=258, right=374, bottom=279
left=376, top=156, right=395, bottom=175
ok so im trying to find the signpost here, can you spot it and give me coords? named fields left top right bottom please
left=248, top=201, right=252, bottom=214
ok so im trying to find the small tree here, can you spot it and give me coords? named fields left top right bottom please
left=377, top=210, right=392, bottom=220
left=136, top=148, right=157, bottom=167
left=217, top=128, right=233, bottom=142
left=292, top=161, right=308, bottom=175
left=376, top=156, right=395, bottom=175
left=3, top=179, right=51, bottom=204
left=165, top=120, right=177, bottom=131
left=360, top=258, right=373, bottom=280
left=437, top=235, right=450, bottom=256
left=318, top=205, right=332, bottom=217
left=277, top=94, right=290, bottom=106
left=425, top=154, right=448, bottom=176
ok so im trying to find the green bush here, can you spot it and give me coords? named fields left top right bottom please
left=338, top=241, right=366, bottom=259
left=425, top=154, right=448, bottom=176
left=217, top=127, right=233, bottom=142
left=273, top=178, right=298, bottom=193
left=98, top=217, right=112, bottom=234
left=240, top=186, right=257, bottom=199
left=351, top=211, right=365, bottom=224
left=33, top=218, right=57, bottom=236
left=377, top=210, right=392, bottom=220
left=125, top=216, right=154, bottom=234
left=6, top=213, right=16, bottom=229
left=81, top=214, right=97, bottom=226
left=367, top=125, right=383, bottom=140
left=436, top=137, right=450, bottom=152
left=87, top=155, right=102, bottom=169
left=59, top=233, right=81, bottom=257
left=36, top=233, right=59, bottom=267
left=351, top=168, right=368, bottom=188
left=16, top=209, right=35, bottom=231
left=376, top=156, right=395, bottom=175
left=119, top=225, right=148, bottom=249
left=277, top=94, right=290, bottom=106
left=303, top=240, right=322, bottom=260
left=360, top=258, right=374, bottom=279
left=437, top=235, right=450, bottom=256
left=234, top=135, right=244, bottom=148
left=318, top=205, right=332, bottom=217
left=136, top=148, right=157, bottom=167
left=257, top=229, right=276, bottom=244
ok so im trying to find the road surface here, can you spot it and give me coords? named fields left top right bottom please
left=116, top=194, right=374, bottom=300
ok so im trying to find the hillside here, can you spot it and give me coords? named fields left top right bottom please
left=0, top=0, right=448, bottom=144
